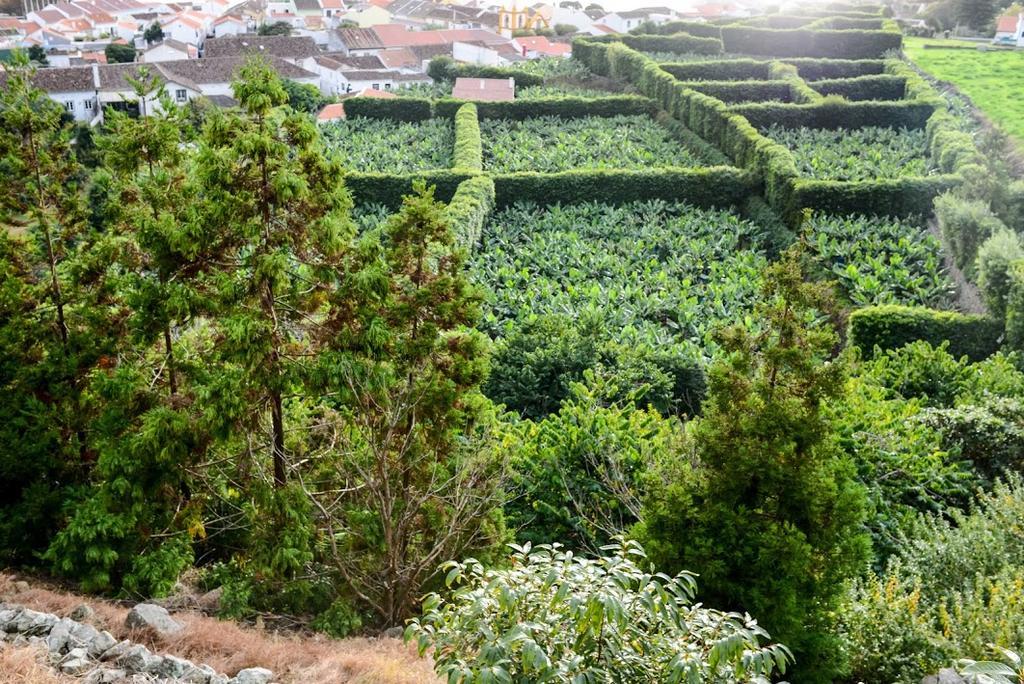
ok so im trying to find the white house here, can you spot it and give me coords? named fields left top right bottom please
left=142, top=38, right=197, bottom=61
left=212, top=14, right=247, bottom=37
left=597, top=7, right=676, bottom=33
left=993, top=14, right=1024, bottom=45
left=161, top=12, right=212, bottom=48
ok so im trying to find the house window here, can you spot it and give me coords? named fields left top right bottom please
left=345, top=84, right=352, bottom=92
left=175, top=88, right=187, bottom=102
left=372, top=83, right=379, bottom=90
left=384, top=82, right=391, bottom=90
left=64, top=101, right=75, bottom=112
left=84, top=99, right=94, bottom=110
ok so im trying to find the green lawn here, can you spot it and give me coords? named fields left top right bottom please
left=904, top=36, right=1024, bottom=144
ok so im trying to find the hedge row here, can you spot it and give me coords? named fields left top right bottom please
left=805, top=15, right=886, bottom=29
left=345, top=170, right=472, bottom=207
left=738, top=14, right=820, bottom=29
left=444, top=175, right=494, bottom=248
left=631, top=19, right=723, bottom=38
left=812, top=74, right=908, bottom=101
left=588, top=32, right=724, bottom=55
left=343, top=96, right=432, bottom=122
left=655, top=111, right=732, bottom=166
left=784, top=57, right=886, bottom=80
left=434, top=94, right=657, bottom=120
left=452, top=103, right=482, bottom=172
left=1007, top=261, right=1024, bottom=351
left=848, top=305, right=1004, bottom=362
left=719, top=26, right=901, bottom=59
left=731, top=99, right=936, bottom=130
left=769, top=61, right=822, bottom=104
left=431, top=58, right=544, bottom=88
left=679, top=79, right=793, bottom=104
left=492, top=167, right=756, bottom=208
left=792, top=176, right=960, bottom=218
left=660, top=59, right=772, bottom=81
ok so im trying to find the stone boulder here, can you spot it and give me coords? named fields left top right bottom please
left=124, top=603, right=184, bottom=636
left=231, top=666, right=274, bottom=684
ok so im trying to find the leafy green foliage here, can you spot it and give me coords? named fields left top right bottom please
left=935, top=192, right=1008, bottom=281
left=977, top=228, right=1024, bottom=321
left=766, top=124, right=930, bottom=180
left=805, top=213, right=953, bottom=307
left=407, top=539, right=792, bottom=684
left=472, top=201, right=767, bottom=417
left=635, top=248, right=870, bottom=683
left=281, top=78, right=331, bottom=113
left=322, top=116, right=453, bottom=172
left=104, top=43, right=136, bottom=64
left=481, top=115, right=698, bottom=172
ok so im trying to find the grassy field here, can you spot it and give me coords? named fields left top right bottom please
left=904, top=36, right=1024, bottom=143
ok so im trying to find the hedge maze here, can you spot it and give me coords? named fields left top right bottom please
left=331, top=4, right=1009, bottom=373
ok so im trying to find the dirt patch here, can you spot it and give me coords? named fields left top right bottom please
left=0, top=574, right=439, bottom=684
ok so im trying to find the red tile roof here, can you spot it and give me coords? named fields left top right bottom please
left=996, top=14, right=1019, bottom=32
left=515, top=35, right=571, bottom=56
left=317, top=102, right=346, bottom=120
left=452, top=76, right=514, bottom=101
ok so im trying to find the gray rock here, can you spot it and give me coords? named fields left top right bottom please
left=99, top=639, right=133, bottom=662
left=119, top=643, right=155, bottom=672
left=15, top=608, right=57, bottom=635
left=87, top=629, right=117, bottom=658
left=13, top=580, right=30, bottom=592
left=61, top=647, right=93, bottom=675
left=197, top=588, right=223, bottom=613
left=10, top=634, right=28, bottom=647
left=157, top=654, right=194, bottom=679
left=922, top=670, right=967, bottom=684
left=46, top=617, right=78, bottom=653
left=70, top=604, right=96, bottom=621
left=0, top=607, right=21, bottom=630
left=381, top=626, right=404, bottom=639
left=124, top=603, right=184, bottom=636
left=143, top=654, right=166, bottom=674
left=230, top=667, right=274, bottom=684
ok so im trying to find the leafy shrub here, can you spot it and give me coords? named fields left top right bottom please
left=934, top=192, right=1008, bottom=281
left=443, top=175, right=493, bottom=248
left=861, top=340, right=971, bottom=408
left=451, top=103, right=482, bottom=172
left=922, top=397, right=1024, bottom=480
left=718, top=25, right=902, bottom=59
left=406, top=539, right=791, bottom=683
left=977, top=229, right=1024, bottom=321
left=503, top=380, right=681, bottom=551
left=811, top=74, right=907, bottom=101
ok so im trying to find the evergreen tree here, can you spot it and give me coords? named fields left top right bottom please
left=0, top=54, right=98, bottom=562
left=143, top=22, right=164, bottom=44
left=192, top=57, right=351, bottom=489
left=310, top=184, right=505, bottom=626
left=634, top=247, right=870, bottom=683
left=956, top=0, right=997, bottom=31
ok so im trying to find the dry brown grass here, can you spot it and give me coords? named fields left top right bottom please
left=0, top=645, right=70, bottom=684
left=0, top=574, right=439, bottom=684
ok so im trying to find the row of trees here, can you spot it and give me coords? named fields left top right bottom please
left=0, top=56, right=503, bottom=627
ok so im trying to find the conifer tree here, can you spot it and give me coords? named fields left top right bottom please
left=192, top=57, right=351, bottom=488
left=310, top=184, right=504, bottom=626
left=634, top=247, right=869, bottom=683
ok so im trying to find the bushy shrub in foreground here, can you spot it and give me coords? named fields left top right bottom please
left=407, top=539, right=791, bottom=683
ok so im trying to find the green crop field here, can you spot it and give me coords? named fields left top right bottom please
left=904, top=36, right=1024, bottom=144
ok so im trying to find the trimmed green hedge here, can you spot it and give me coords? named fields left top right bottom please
left=435, top=95, right=657, bottom=120
left=660, top=59, right=771, bottom=81
left=731, top=99, right=936, bottom=129
left=655, top=111, right=732, bottom=166
left=589, top=32, right=723, bottom=55
left=791, top=176, right=960, bottom=218
left=343, top=96, right=432, bottom=122
left=492, top=167, right=756, bottom=208
left=632, top=19, right=723, bottom=38
left=345, top=170, right=473, bottom=207
left=679, top=79, right=793, bottom=104
left=430, top=58, right=544, bottom=88
left=720, top=26, right=901, bottom=59
left=848, top=305, right=1003, bottom=361
left=452, top=103, right=482, bottom=172
left=444, top=175, right=494, bottom=248
left=1006, top=260, right=1024, bottom=351
left=812, top=74, right=907, bottom=101
left=784, top=57, right=886, bottom=80
left=769, top=61, right=822, bottom=104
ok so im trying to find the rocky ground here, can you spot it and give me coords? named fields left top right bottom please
left=0, top=575, right=437, bottom=684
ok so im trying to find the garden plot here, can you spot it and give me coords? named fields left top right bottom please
left=805, top=213, right=953, bottom=308
left=765, top=124, right=931, bottom=181
left=472, top=200, right=767, bottom=346
left=321, top=116, right=453, bottom=173
left=481, top=115, right=699, bottom=173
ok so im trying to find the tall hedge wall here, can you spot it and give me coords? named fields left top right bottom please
left=345, top=170, right=473, bottom=208
left=812, top=74, right=908, bottom=101
left=444, top=175, right=494, bottom=249
left=784, top=57, right=886, bottom=80
left=434, top=95, right=657, bottom=120
left=588, top=32, right=724, bottom=55
left=731, top=100, right=936, bottom=130
left=452, top=103, right=482, bottom=172
left=632, top=19, right=724, bottom=38
left=433, top=60, right=544, bottom=88
left=720, top=26, right=901, bottom=58
left=660, top=59, right=772, bottom=81
left=769, top=61, right=822, bottom=104
left=791, top=176, right=960, bottom=218
left=848, top=305, right=1004, bottom=361
left=679, top=79, right=794, bottom=104
left=492, top=167, right=755, bottom=208
left=342, top=96, right=432, bottom=122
